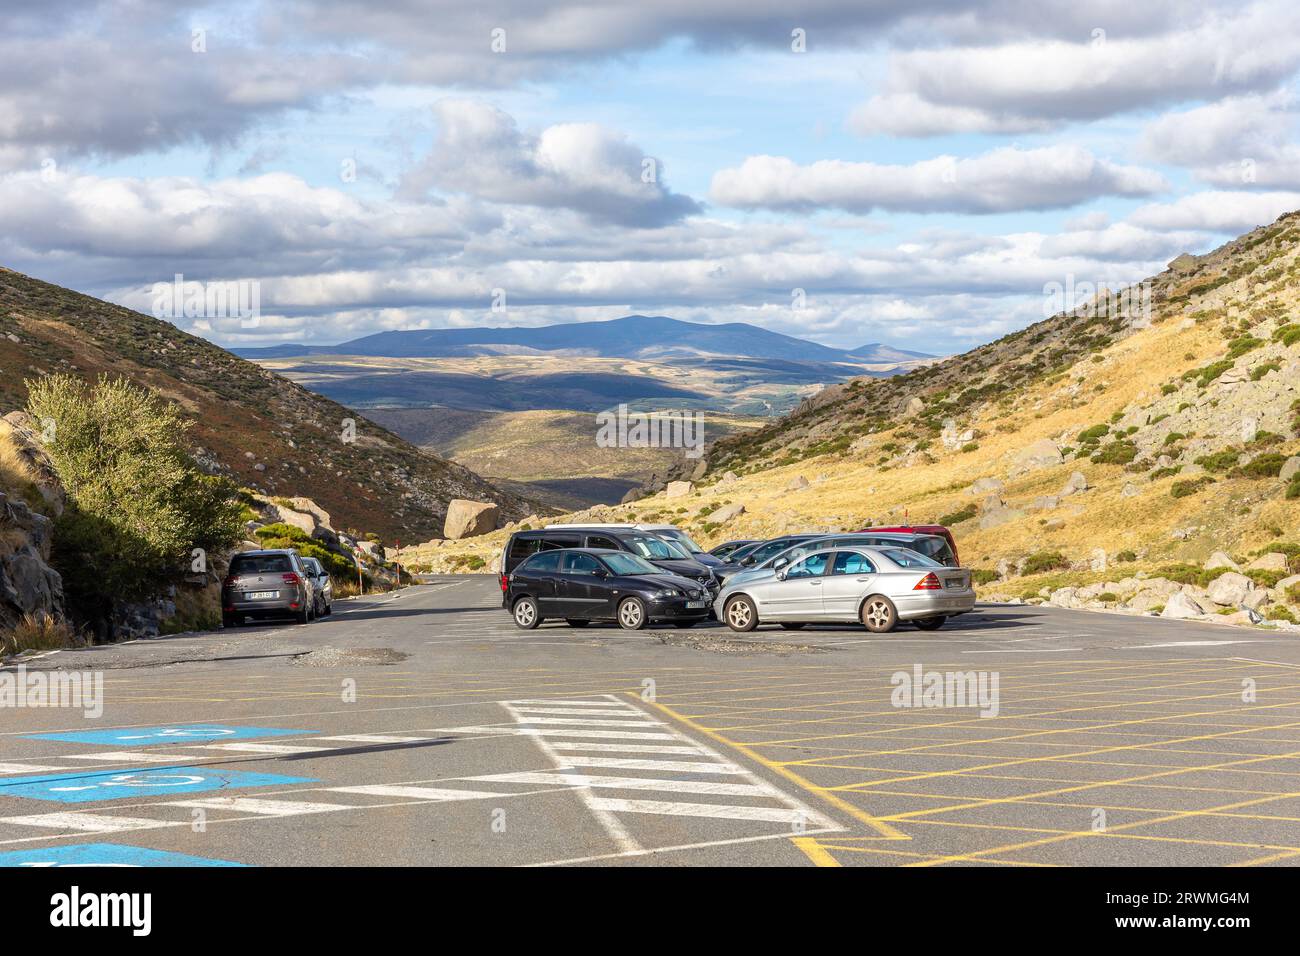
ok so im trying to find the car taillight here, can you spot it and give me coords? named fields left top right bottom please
left=221, top=575, right=235, bottom=588
left=499, top=574, right=509, bottom=592
left=283, top=573, right=301, bottom=586
left=914, top=572, right=942, bottom=590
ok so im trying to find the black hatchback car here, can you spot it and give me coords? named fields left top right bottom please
left=504, top=548, right=711, bottom=630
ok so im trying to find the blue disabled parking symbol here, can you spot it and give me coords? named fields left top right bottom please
left=0, top=766, right=315, bottom=804
left=0, top=843, right=246, bottom=867
left=23, top=724, right=314, bottom=747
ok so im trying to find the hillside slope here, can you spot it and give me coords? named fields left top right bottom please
left=402, top=212, right=1300, bottom=614
left=0, top=268, right=537, bottom=541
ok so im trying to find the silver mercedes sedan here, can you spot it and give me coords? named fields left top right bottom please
left=713, top=545, right=975, bottom=633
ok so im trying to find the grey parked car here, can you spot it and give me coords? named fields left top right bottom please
left=222, top=549, right=318, bottom=628
left=715, top=546, right=974, bottom=633
left=301, top=556, right=333, bottom=617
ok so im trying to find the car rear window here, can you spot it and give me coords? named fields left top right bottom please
left=881, top=548, right=943, bottom=569
left=910, top=537, right=956, bottom=565
left=230, top=554, right=291, bottom=575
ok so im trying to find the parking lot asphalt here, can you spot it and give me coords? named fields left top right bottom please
left=3, top=575, right=1300, bottom=867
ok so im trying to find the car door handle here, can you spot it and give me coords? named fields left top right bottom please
left=810, top=581, right=821, bottom=586
left=855, top=577, right=872, bottom=582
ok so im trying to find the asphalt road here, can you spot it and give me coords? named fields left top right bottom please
left=4, top=576, right=1300, bottom=867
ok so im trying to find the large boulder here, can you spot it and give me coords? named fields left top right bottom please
left=785, top=475, right=810, bottom=491
left=712, top=502, right=746, bottom=523
left=1206, top=572, right=1252, bottom=607
left=1249, top=553, right=1290, bottom=573
left=1060, top=471, right=1089, bottom=496
left=0, top=492, right=64, bottom=631
left=1205, top=551, right=1240, bottom=571
left=1161, top=590, right=1210, bottom=619
left=664, top=480, right=694, bottom=499
left=1281, top=457, right=1300, bottom=483
left=443, top=499, right=500, bottom=539
left=968, top=476, right=1004, bottom=496
left=1010, top=439, right=1063, bottom=476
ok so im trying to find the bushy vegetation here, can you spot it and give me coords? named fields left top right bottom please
left=1021, top=551, right=1069, bottom=576
left=252, top=523, right=357, bottom=581
left=0, top=613, right=79, bottom=656
left=938, top=503, right=978, bottom=526
left=1171, top=476, right=1215, bottom=498
left=26, top=374, right=243, bottom=627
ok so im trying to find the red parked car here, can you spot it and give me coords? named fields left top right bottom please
left=859, top=524, right=960, bottom=566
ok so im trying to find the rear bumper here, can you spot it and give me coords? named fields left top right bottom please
left=894, top=591, right=976, bottom=620
left=223, top=593, right=305, bottom=617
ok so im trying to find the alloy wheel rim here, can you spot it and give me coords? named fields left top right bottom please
left=620, top=601, right=641, bottom=626
left=728, top=601, right=751, bottom=627
left=867, top=601, right=890, bottom=627
left=516, top=602, right=535, bottom=625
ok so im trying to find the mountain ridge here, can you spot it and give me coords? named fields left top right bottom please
left=233, top=314, right=935, bottom=364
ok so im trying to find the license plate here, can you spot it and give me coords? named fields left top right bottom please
left=246, top=591, right=278, bottom=600
left=686, top=600, right=707, bottom=609
left=944, top=579, right=964, bottom=589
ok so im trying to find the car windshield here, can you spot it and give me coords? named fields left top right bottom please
left=748, top=538, right=808, bottom=564
left=230, top=554, right=291, bottom=574
left=765, top=538, right=833, bottom=568
left=601, top=553, right=659, bottom=575
left=658, top=528, right=705, bottom=553
left=881, top=548, right=943, bottom=569
left=626, top=535, right=686, bottom=560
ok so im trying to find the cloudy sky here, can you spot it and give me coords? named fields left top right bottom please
left=4, top=0, right=1300, bottom=353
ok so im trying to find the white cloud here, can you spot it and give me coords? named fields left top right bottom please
left=1128, top=191, right=1300, bottom=232
left=850, top=1, right=1300, bottom=135
left=1142, top=93, right=1300, bottom=188
left=710, top=146, right=1165, bottom=214
left=398, top=100, right=699, bottom=227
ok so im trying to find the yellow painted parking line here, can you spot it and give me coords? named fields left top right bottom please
left=791, top=837, right=841, bottom=866
left=636, top=695, right=909, bottom=841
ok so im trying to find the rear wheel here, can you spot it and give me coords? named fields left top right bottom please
left=860, top=596, right=898, bottom=633
left=779, top=622, right=806, bottom=630
left=617, top=597, right=647, bottom=631
left=513, top=597, right=541, bottom=630
left=295, top=607, right=310, bottom=625
left=565, top=618, right=590, bottom=628
left=914, top=616, right=946, bottom=631
left=724, top=595, right=758, bottom=632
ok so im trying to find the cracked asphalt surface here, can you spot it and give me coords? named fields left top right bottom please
left=3, top=575, right=1300, bottom=866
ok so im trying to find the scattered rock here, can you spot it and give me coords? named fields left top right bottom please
left=1281, top=457, right=1300, bottom=483
left=620, top=488, right=644, bottom=504
left=1060, top=471, right=1089, bottom=496
left=1205, top=551, right=1240, bottom=571
left=1028, top=495, right=1060, bottom=512
left=1089, top=548, right=1107, bottom=573
left=968, top=476, right=1004, bottom=496
left=1121, top=482, right=1139, bottom=498
left=979, top=506, right=1025, bottom=530
left=664, top=480, right=695, bottom=499
left=1249, top=553, right=1290, bottom=573
left=711, top=502, right=746, bottom=523
left=1009, top=438, right=1063, bottom=476
left=443, top=499, right=500, bottom=539
left=785, top=475, right=810, bottom=492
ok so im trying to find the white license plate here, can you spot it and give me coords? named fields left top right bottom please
left=246, top=591, right=279, bottom=600
left=686, top=600, right=707, bottom=609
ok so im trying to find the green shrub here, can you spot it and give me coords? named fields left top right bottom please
left=1149, top=466, right=1180, bottom=481
left=960, top=441, right=980, bottom=453
left=939, top=503, right=978, bottom=525
left=1115, top=550, right=1137, bottom=563
left=1246, top=568, right=1285, bottom=588
left=1163, top=432, right=1185, bottom=445
left=1225, top=335, right=1263, bottom=359
left=1233, top=453, right=1288, bottom=479
left=1091, top=440, right=1138, bottom=465
left=1171, top=477, right=1215, bottom=498
left=1076, top=424, right=1110, bottom=443
left=1161, top=383, right=1178, bottom=395
left=254, top=522, right=311, bottom=543
left=1196, top=450, right=1240, bottom=473
left=1191, top=360, right=1234, bottom=388
left=1097, top=592, right=1119, bottom=603
left=971, top=569, right=998, bottom=586
left=28, top=374, right=243, bottom=625
left=1251, top=362, right=1281, bottom=381
left=1267, top=606, right=1297, bottom=624
left=1022, top=551, right=1069, bottom=576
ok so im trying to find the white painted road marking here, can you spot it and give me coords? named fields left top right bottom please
left=588, top=798, right=809, bottom=824
left=1, top=812, right=174, bottom=832
left=329, top=785, right=501, bottom=801
left=167, top=797, right=351, bottom=816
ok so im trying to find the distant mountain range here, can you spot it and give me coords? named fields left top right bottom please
left=233, top=315, right=934, bottom=364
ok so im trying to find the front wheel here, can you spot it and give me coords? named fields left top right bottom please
left=860, top=596, right=898, bottom=633
left=513, top=597, right=541, bottom=630
left=617, top=598, right=647, bottom=630
left=914, top=616, right=946, bottom=631
left=724, top=595, right=758, bottom=632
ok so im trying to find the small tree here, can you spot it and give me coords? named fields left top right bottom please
left=26, top=374, right=243, bottom=627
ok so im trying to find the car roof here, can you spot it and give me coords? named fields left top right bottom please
left=233, top=548, right=297, bottom=556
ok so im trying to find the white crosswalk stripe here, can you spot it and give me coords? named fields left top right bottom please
left=1, top=812, right=175, bottom=832
left=497, top=696, right=838, bottom=844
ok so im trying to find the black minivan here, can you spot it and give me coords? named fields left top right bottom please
left=500, top=527, right=718, bottom=598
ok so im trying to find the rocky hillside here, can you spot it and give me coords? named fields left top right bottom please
left=402, top=211, right=1300, bottom=629
left=0, top=268, right=540, bottom=541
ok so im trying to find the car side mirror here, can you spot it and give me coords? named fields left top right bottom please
left=592, top=568, right=607, bottom=577
left=740, top=556, right=754, bottom=566
left=773, top=557, right=788, bottom=569
left=776, top=569, right=787, bottom=581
